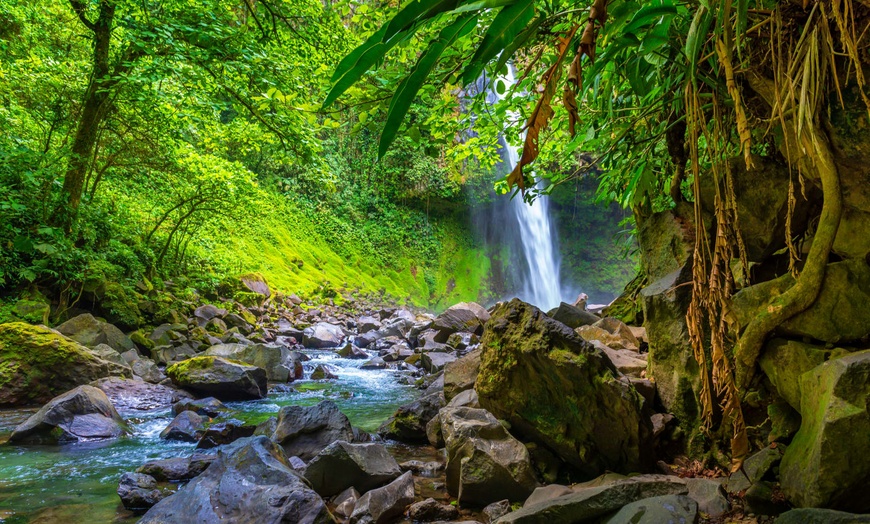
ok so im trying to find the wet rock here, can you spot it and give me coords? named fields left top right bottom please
left=602, top=494, right=697, bottom=524
left=271, top=400, right=354, bottom=460
left=432, top=302, right=490, bottom=343
left=56, top=313, right=136, bottom=352
left=408, top=498, right=460, bottom=522
left=497, top=475, right=688, bottom=524
left=477, top=299, right=649, bottom=476
left=0, top=322, right=131, bottom=407
left=338, top=342, right=369, bottom=359
left=361, top=357, right=387, bottom=370
left=195, top=419, right=256, bottom=449
left=483, top=500, right=511, bottom=523
left=436, top=407, right=538, bottom=505
left=303, top=441, right=402, bottom=497
left=137, top=454, right=215, bottom=482
left=780, top=350, right=870, bottom=512
left=130, top=357, right=166, bottom=384
left=93, top=377, right=191, bottom=411
left=443, top=349, right=480, bottom=402
left=311, top=364, right=339, bottom=380
left=547, top=302, right=600, bottom=329
left=302, top=322, right=345, bottom=348
left=166, top=356, right=267, bottom=400
left=349, top=471, right=415, bottom=524
left=685, top=478, right=729, bottom=517
left=204, top=342, right=297, bottom=382
left=10, top=385, right=129, bottom=443
left=172, top=397, right=226, bottom=418
left=118, top=472, right=168, bottom=513
left=138, top=436, right=332, bottom=524
left=378, top=390, right=444, bottom=443
left=160, top=411, right=206, bottom=442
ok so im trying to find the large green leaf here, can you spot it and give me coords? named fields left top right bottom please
left=622, top=3, right=677, bottom=35
left=493, top=15, right=544, bottom=75
left=379, top=14, right=480, bottom=159
left=460, top=0, right=535, bottom=86
left=685, top=4, right=713, bottom=81
left=451, top=0, right=517, bottom=14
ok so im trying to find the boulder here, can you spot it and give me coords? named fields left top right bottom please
left=204, top=343, right=296, bottom=382
left=361, top=357, right=387, bottom=370
left=759, top=339, right=831, bottom=412
left=443, top=349, right=480, bottom=402
left=138, top=436, right=332, bottom=524
left=148, top=323, right=187, bottom=346
left=172, top=397, right=226, bottom=418
left=337, top=343, right=369, bottom=359
left=477, top=299, right=649, bottom=476
left=422, top=352, right=457, bottom=373
left=408, top=498, right=460, bottom=522
left=357, top=316, right=382, bottom=334
left=378, top=391, right=444, bottom=443
left=166, top=356, right=267, bottom=400
left=130, top=357, right=166, bottom=384
left=0, top=322, right=131, bottom=407
left=774, top=509, right=870, bottom=523
left=547, top=302, right=600, bottom=329
left=436, top=407, right=539, bottom=505
left=302, top=322, right=344, bottom=348
left=349, top=471, right=415, bottom=524
left=496, top=475, right=688, bottom=524
left=91, top=343, right=133, bottom=371
left=160, top=411, right=206, bottom=442
left=93, top=377, right=191, bottom=412
left=685, top=478, right=730, bottom=517
left=56, top=313, right=136, bottom=352
left=303, top=441, right=402, bottom=497
left=598, top=345, right=648, bottom=377
left=10, top=385, right=129, bottom=443
left=733, top=259, right=870, bottom=344
left=602, top=494, right=697, bottom=524
left=333, top=487, right=360, bottom=519
left=195, top=419, right=256, bottom=449
left=483, top=500, right=512, bottom=523
left=118, top=472, right=168, bottom=513
left=311, top=364, right=339, bottom=380
left=240, top=273, right=271, bottom=298
left=193, top=304, right=227, bottom=326
left=447, top=388, right=480, bottom=409
left=780, top=350, right=870, bottom=512
left=137, top=454, right=216, bottom=482
left=271, top=400, right=354, bottom=460
left=151, top=344, right=197, bottom=365
left=432, top=302, right=491, bottom=343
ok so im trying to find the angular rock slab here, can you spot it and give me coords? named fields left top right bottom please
left=780, top=350, right=870, bottom=512
left=138, top=436, right=332, bottom=524
left=304, top=441, right=402, bottom=497
left=271, top=400, right=354, bottom=461
left=349, top=471, right=415, bottom=524
left=436, top=407, right=538, bottom=506
left=496, top=475, right=688, bottom=524
left=10, top=385, right=129, bottom=444
left=444, top=349, right=480, bottom=402
left=166, top=356, right=267, bottom=400
left=432, top=302, right=490, bottom=343
left=204, top=343, right=296, bottom=382
left=477, top=299, right=649, bottom=476
left=302, top=322, right=345, bottom=348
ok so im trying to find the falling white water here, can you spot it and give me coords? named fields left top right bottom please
left=493, top=68, right=563, bottom=311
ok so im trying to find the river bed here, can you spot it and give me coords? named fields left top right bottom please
left=0, top=349, right=422, bottom=523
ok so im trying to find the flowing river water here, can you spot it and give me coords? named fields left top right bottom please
left=0, top=349, right=422, bottom=523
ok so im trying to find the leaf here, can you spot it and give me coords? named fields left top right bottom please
left=451, top=0, right=517, bottom=14
left=379, top=15, right=480, bottom=159
left=622, top=3, right=678, bottom=35
left=685, top=5, right=713, bottom=81
left=493, top=16, right=544, bottom=75
left=12, top=235, right=33, bottom=254
left=460, top=0, right=536, bottom=86
left=564, top=50, right=582, bottom=137
left=507, top=25, right=579, bottom=191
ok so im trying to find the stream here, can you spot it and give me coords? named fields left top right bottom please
left=0, top=349, right=422, bottom=523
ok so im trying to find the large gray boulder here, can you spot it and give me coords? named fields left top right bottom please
left=433, top=407, right=538, bottom=506
left=137, top=454, right=216, bottom=482
left=56, top=313, right=136, bottom=352
left=304, top=441, right=402, bottom=497
left=780, top=350, right=870, bottom=512
left=204, top=343, right=297, bottom=382
left=349, top=471, right=415, bottom=524
left=443, top=349, right=480, bottom=402
left=421, top=351, right=457, bottom=373
left=477, top=299, right=649, bottom=476
left=118, top=472, right=169, bottom=513
left=160, top=411, right=206, bottom=442
left=432, top=302, right=490, bottom=343
left=547, top=302, right=600, bottom=329
left=165, top=356, right=267, bottom=400
left=378, top=391, right=444, bottom=443
left=10, top=385, right=129, bottom=443
left=271, top=400, right=354, bottom=460
left=138, top=436, right=332, bottom=524
left=302, top=322, right=345, bottom=348
left=496, top=475, right=688, bottom=524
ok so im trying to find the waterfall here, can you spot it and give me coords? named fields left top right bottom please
left=489, top=68, right=563, bottom=311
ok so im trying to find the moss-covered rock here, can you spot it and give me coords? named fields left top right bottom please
left=0, top=322, right=131, bottom=407
left=476, top=299, right=650, bottom=477
left=759, top=339, right=831, bottom=412
left=780, top=350, right=870, bottom=512
left=12, top=297, right=50, bottom=324
left=166, top=356, right=267, bottom=400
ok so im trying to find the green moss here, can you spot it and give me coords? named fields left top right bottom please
left=129, top=330, right=154, bottom=350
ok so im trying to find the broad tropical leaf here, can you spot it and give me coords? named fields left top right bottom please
left=460, top=0, right=536, bottom=86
